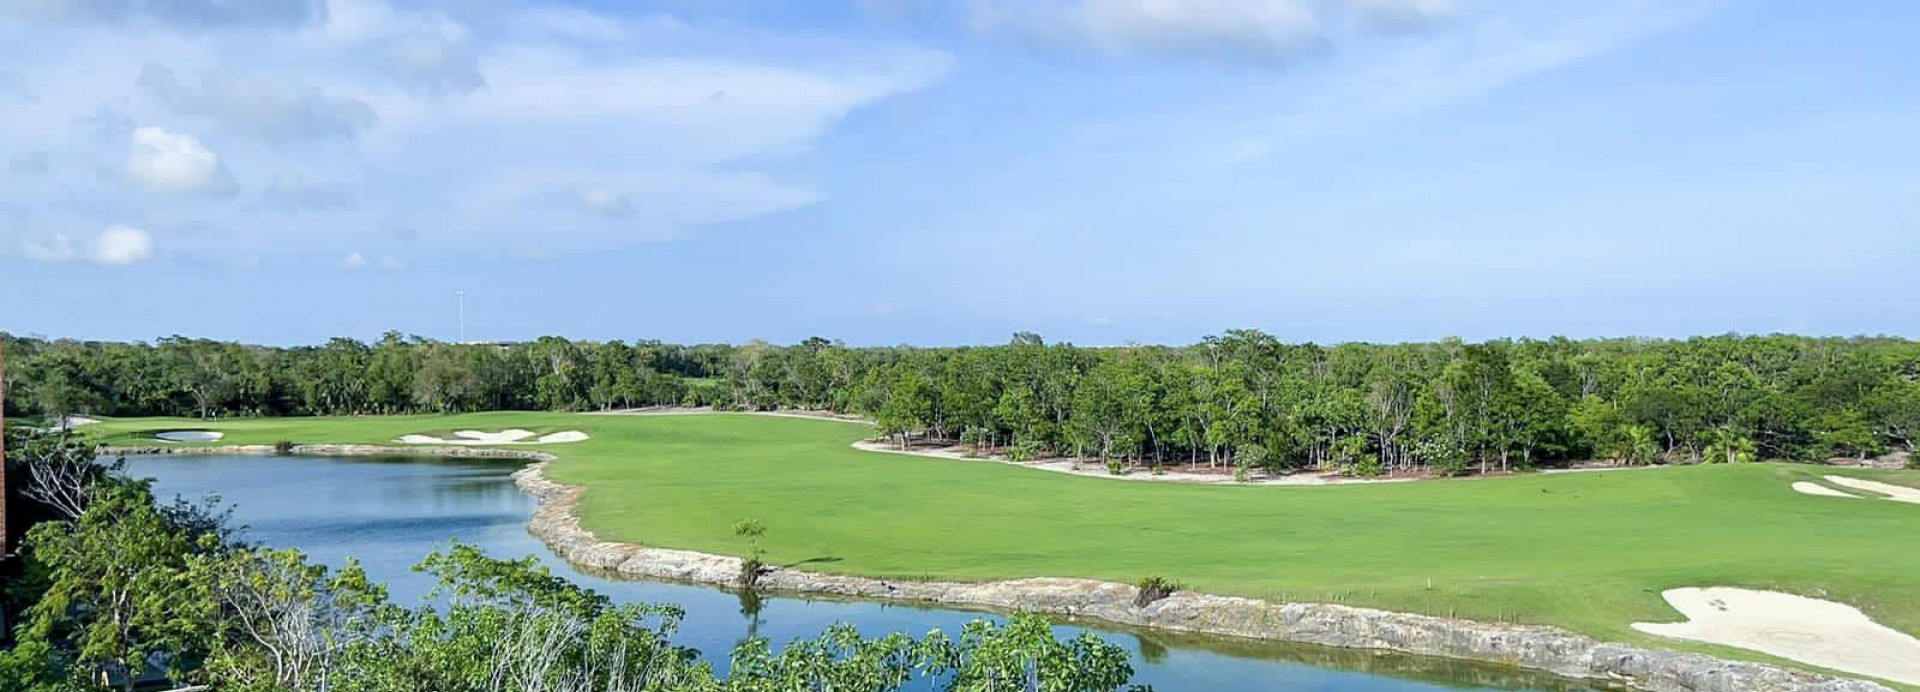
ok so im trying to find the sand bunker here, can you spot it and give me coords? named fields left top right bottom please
left=396, top=430, right=589, bottom=446
left=1825, top=476, right=1920, bottom=505
left=155, top=431, right=224, bottom=443
left=1632, top=587, right=1920, bottom=685
left=459, top=429, right=538, bottom=443
left=1790, top=481, right=1861, bottom=499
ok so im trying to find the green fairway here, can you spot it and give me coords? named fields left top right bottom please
left=92, top=412, right=1920, bottom=672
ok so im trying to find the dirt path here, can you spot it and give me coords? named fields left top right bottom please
left=850, top=441, right=1422, bottom=487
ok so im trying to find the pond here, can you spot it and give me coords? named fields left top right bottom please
left=129, top=454, right=1615, bottom=692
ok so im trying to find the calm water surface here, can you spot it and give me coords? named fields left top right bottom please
left=129, top=454, right=1611, bottom=692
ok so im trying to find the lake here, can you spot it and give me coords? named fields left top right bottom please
left=129, top=454, right=1613, bottom=692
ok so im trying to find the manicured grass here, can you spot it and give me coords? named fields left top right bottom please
left=90, top=413, right=1920, bottom=682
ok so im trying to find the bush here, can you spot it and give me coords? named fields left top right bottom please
left=732, top=518, right=766, bottom=588
left=1006, top=439, right=1047, bottom=462
left=1133, top=576, right=1179, bottom=607
left=959, top=426, right=992, bottom=457
left=1352, top=457, right=1383, bottom=478
left=1105, top=459, right=1126, bottom=476
left=738, top=556, right=765, bottom=589
left=1907, top=454, right=1919, bottom=470
left=1233, top=464, right=1251, bottom=483
left=1432, top=456, right=1470, bottom=477
left=273, top=440, right=296, bottom=456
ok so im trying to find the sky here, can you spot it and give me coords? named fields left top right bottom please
left=1, top=0, right=1915, bottom=347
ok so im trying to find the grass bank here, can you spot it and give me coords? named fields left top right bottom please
left=93, top=412, right=1920, bottom=678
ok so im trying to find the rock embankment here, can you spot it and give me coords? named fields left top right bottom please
left=514, top=462, right=1892, bottom=692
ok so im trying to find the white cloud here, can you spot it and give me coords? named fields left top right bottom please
left=0, top=0, right=952, bottom=262
left=340, top=250, right=368, bottom=268
left=576, top=187, right=633, bottom=218
left=125, top=126, right=236, bottom=196
left=89, top=224, right=154, bottom=265
left=22, top=226, right=155, bottom=266
left=139, top=64, right=377, bottom=142
left=22, top=234, right=76, bottom=263
left=970, top=0, right=1321, bottom=63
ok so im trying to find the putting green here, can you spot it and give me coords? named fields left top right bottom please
left=91, top=412, right=1920, bottom=676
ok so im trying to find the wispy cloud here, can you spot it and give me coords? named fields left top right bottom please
left=1219, top=0, right=1725, bottom=162
left=0, top=0, right=952, bottom=263
left=139, top=64, right=378, bottom=142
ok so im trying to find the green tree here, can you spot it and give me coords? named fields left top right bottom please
left=24, top=482, right=218, bottom=691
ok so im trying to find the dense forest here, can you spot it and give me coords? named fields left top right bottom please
left=6, top=331, right=1919, bottom=476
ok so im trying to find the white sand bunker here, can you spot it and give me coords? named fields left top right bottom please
left=1825, top=476, right=1920, bottom=505
left=396, top=429, right=589, bottom=446
left=1791, top=481, right=1861, bottom=499
left=155, top=430, right=224, bottom=443
left=1633, top=587, right=1920, bottom=685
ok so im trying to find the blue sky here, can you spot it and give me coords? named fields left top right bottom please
left=1, top=0, right=1914, bottom=346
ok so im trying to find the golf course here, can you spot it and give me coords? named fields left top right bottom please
left=90, top=411, right=1920, bottom=684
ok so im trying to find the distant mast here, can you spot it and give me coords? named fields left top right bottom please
left=456, top=289, right=467, bottom=344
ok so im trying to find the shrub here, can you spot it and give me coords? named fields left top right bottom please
left=1352, top=457, right=1383, bottom=478
left=1105, top=459, right=1127, bottom=475
left=733, top=518, right=766, bottom=588
left=959, top=426, right=992, bottom=457
left=738, top=556, right=764, bottom=589
left=1133, top=576, right=1179, bottom=607
left=1006, top=439, right=1047, bottom=462
left=273, top=440, right=296, bottom=456
left=1907, top=454, right=1919, bottom=470
left=1432, top=456, right=1470, bottom=477
left=1233, top=464, right=1251, bottom=483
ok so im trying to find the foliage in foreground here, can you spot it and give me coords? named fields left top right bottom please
left=0, top=434, right=1144, bottom=692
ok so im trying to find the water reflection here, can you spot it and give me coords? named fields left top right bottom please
left=129, top=455, right=1615, bottom=692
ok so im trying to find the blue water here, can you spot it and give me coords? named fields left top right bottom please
left=129, top=454, right=1612, bottom=692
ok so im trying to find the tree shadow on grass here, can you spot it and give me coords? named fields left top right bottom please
left=783, top=556, right=843, bottom=569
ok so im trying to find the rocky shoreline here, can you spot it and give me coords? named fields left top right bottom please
left=115, top=444, right=1892, bottom=692
left=510, top=462, right=1891, bottom=692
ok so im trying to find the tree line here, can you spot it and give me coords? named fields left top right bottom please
left=0, top=428, right=1144, bottom=692
left=6, top=330, right=1919, bottom=476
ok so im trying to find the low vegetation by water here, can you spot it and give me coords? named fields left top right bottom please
left=82, top=412, right=1920, bottom=672
left=0, top=427, right=1146, bottom=692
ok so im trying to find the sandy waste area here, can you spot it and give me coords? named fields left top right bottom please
left=1633, top=587, right=1920, bottom=685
